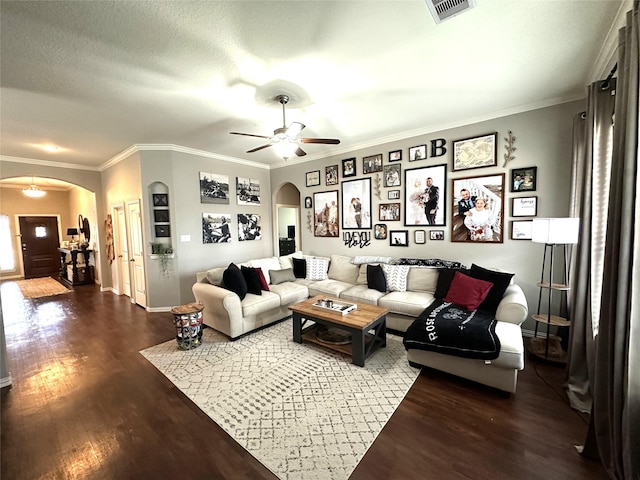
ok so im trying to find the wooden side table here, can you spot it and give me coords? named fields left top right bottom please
left=171, top=302, right=204, bottom=350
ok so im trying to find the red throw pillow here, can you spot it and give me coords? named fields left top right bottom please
left=255, top=268, right=270, bottom=291
left=445, top=271, right=493, bottom=311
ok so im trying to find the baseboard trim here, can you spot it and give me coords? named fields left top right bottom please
left=0, top=373, right=13, bottom=388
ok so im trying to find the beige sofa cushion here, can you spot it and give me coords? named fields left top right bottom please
left=406, top=267, right=439, bottom=293
left=308, top=279, right=353, bottom=298
left=268, top=282, right=309, bottom=305
left=205, top=267, right=226, bottom=286
left=278, top=251, right=303, bottom=270
left=379, top=291, right=434, bottom=317
left=241, top=291, right=281, bottom=317
left=340, top=285, right=386, bottom=305
left=328, top=254, right=360, bottom=284
left=356, top=264, right=368, bottom=285
left=248, top=256, right=281, bottom=284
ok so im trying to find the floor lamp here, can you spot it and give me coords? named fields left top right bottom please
left=531, top=218, right=580, bottom=360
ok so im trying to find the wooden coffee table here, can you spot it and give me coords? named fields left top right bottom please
left=289, top=295, right=389, bottom=367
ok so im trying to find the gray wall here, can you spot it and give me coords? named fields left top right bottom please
left=270, top=100, right=584, bottom=331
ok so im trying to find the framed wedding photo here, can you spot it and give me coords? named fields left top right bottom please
left=452, top=132, right=497, bottom=171
left=306, top=170, right=321, bottom=187
left=325, top=165, right=339, bottom=185
left=341, top=178, right=372, bottom=230
left=404, top=164, right=447, bottom=227
left=313, top=190, right=339, bottom=237
left=383, top=164, right=401, bottom=187
left=408, top=144, right=427, bottom=161
left=512, top=196, right=537, bottom=217
left=389, top=150, right=402, bottom=162
left=511, top=166, right=537, bottom=192
left=511, top=220, right=533, bottom=240
left=390, top=230, right=409, bottom=247
left=414, top=230, right=426, bottom=244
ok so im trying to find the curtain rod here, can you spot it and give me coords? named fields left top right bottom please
left=601, top=63, right=618, bottom=90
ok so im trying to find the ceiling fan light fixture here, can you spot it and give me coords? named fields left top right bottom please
left=272, top=138, right=299, bottom=159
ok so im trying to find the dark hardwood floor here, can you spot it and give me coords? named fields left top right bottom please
left=1, top=280, right=607, bottom=480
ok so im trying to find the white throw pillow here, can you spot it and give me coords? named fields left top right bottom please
left=306, top=258, right=329, bottom=280
left=383, top=264, right=410, bottom=292
left=352, top=255, right=393, bottom=265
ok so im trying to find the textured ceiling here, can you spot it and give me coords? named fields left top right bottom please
left=0, top=0, right=627, bottom=170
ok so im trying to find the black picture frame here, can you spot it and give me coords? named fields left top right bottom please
left=388, top=189, right=401, bottom=200
left=325, top=165, right=339, bottom=185
left=408, top=144, right=427, bottom=161
left=379, top=202, right=401, bottom=221
left=383, top=164, right=401, bottom=187
left=389, top=150, right=402, bottom=162
left=389, top=230, right=409, bottom=246
left=510, top=166, right=537, bottom=192
left=512, top=196, right=538, bottom=217
left=430, top=230, right=445, bottom=241
left=153, top=209, right=169, bottom=223
left=414, top=230, right=426, bottom=244
left=363, top=154, right=383, bottom=174
left=341, top=178, right=372, bottom=230
left=313, top=190, right=339, bottom=237
left=404, top=164, right=447, bottom=226
left=342, top=158, right=357, bottom=178
left=304, top=196, right=312, bottom=209
left=511, top=220, right=533, bottom=240
left=306, top=170, right=321, bottom=187
left=374, top=224, right=387, bottom=240
left=152, top=193, right=168, bottom=207
left=155, top=224, right=170, bottom=238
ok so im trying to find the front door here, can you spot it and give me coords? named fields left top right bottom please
left=19, top=216, right=61, bottom=279
left=126, top=200, right=147, bottom=307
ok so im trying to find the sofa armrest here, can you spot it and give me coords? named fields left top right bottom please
left=192, top=282, right=244, bottom=338
left=495, top=284, right=528, bottom=326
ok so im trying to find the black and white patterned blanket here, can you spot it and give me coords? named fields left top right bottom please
left=403, top=300, right=500, bottom=360
left=396, top=258, right=465, bottom=269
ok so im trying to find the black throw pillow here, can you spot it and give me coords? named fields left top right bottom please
left=222, top=263, right=247, bottom=300
left=241, top=266, right=262, bottom=296
left=469, top=264, right=514, bottom=314
left=292, top=258, right=307, bottom=278
left=434, top=267, right=470, bottom=299
left=367, top=264, right=387, bottom=293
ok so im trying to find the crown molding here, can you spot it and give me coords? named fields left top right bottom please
left=0, top=155, right=99, bottom=171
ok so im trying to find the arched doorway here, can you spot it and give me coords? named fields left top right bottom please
left=273, top=182, right=301, bottom=255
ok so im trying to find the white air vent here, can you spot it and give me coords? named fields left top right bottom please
left=425, top=0, right=476, bottom=24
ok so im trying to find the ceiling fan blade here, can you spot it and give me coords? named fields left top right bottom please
left=295, top=147, right=307, bottom=157
left=247, top=144, right=273, bottom=153
left=300, top=138, right=341, bottom=145
left=230, top=132, right=271, bottom=139
left=285, top=122, right=305, bottom=137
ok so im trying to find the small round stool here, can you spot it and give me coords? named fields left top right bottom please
left=171, top=302, right=204, bottom=350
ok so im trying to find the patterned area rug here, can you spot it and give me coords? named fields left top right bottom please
left=141, top=320, right=420, bottom=480
left=15, top=277, right=71, bottom=299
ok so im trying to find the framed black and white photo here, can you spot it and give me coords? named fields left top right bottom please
left=374, top=224, right=387, bottom=240
left=342, top=158, right=356, bottom=178
left=306, top=170, right=321, bottom=187
left=325, top=165, right=339, bottom=185
left=430, top=230, right=445, bottom=241
left=414, top=230, right=426, bottom=244
left=389, top=150, right=402, bottom=162
left=363, top=154, right=383, bottom=174
left=313, top=190, right=339, bottom=237
left=511, top=220, right=533, bottom=240
left=452, top=132, right=497, bottom=171
left=236, top=177, right=260, bottom=205
left=153, top=209, right=170, bottom=223
left=341, top=178, right=372, bottom=229
left=404, top=164, right=447, bottom=226
left=199, top=172, right=229, bottom=204
left=451, top=173, right=505, bottom=243
left=409, top=144, right=427, bottom=161
left=388, top=189, right=401, bottom=200
left=304, top=196, right=312, bottom=209
left=379, top=203, right=401, bottom=221
left=390, top=230, right=409, bottom=246
left=237, top=213, right=261, bottom=241
left=383, top=164, right=401, bottom=187
left=512, top=196, right=538, bottom=217
left=510, top=166, right=537, bottom=192
left=202, top=213, right=232, bottom=243
left=153, top=193, right=168, bottom=207
left=154, top=224, right=170, bottom=238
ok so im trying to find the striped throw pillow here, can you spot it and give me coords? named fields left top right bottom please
left=383, top=264, right=410, bottom=292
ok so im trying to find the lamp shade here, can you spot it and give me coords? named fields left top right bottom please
left=531, top=218, right=580, bottom=244
left=67, top=228, right=79, bottom=236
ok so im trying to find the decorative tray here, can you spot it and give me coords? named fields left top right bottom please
left=312, top=299, right=357, bottom=316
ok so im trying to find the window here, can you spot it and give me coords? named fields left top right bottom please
left=0, top=215, right=15, bottom=271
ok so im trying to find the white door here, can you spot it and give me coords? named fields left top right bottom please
left=114, top=206, right=131, bottom=297
left=126, top=200, right=147, bottom=307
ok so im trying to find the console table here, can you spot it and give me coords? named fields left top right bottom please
left=57, top=247, right=94, bottom=287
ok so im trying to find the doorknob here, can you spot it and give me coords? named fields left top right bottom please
left=130, top=258, right=135, bottom=262
left=118, top=254, right=123, bottom=258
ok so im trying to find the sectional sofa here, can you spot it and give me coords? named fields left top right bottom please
left=192, top=252, right=528, bottom=393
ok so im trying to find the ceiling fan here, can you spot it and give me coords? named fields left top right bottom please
left=230, top=94, right=340, bottom=159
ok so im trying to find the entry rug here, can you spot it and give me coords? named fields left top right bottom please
left=15, top=277, right=71, bottom=299
left=140, top=320, right=420, bottom=480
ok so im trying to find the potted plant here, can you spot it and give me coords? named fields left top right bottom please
left=149, top=242, right=174, bottom=277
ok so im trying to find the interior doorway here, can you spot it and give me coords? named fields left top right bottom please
left=274, top=182, right=301, bottom=256
left=18, top=216, right=61, bottom=279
